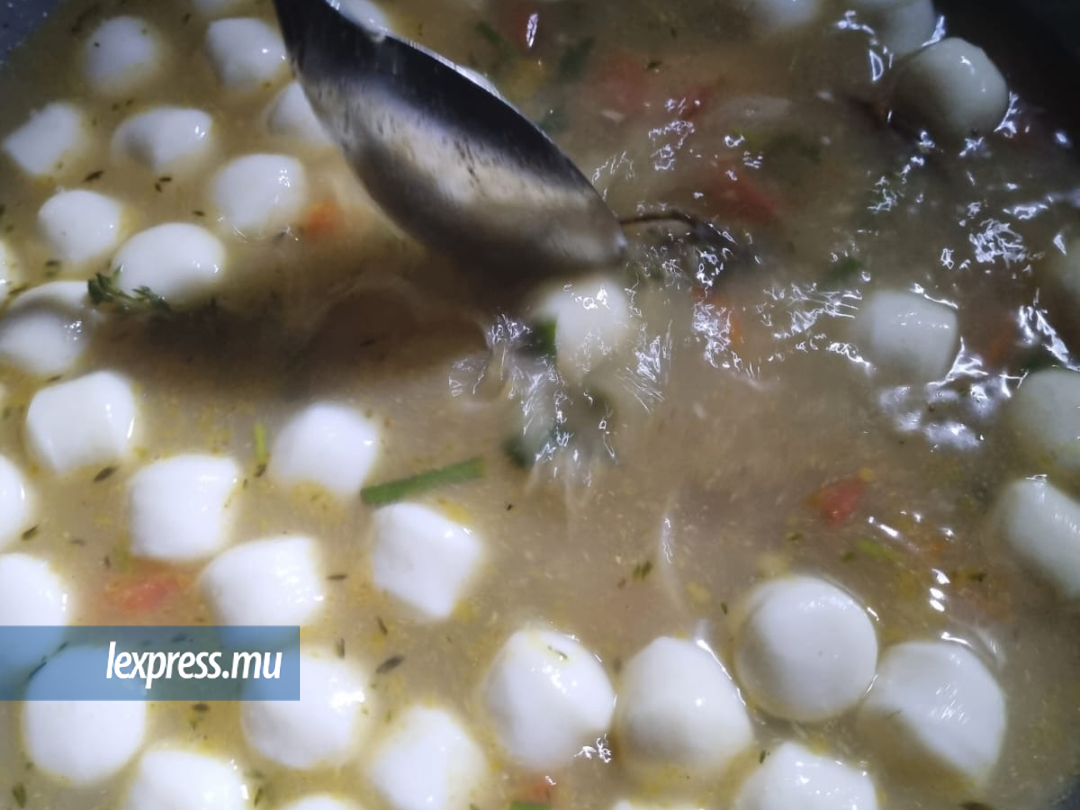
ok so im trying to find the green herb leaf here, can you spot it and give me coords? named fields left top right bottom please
left=821, top=255, right=862, bottom=289
left=361, top=457, right=486, bottom=506
left=475, top=21, right=506, bottom=48
left=558, top=37, right=595, bottom=82
left=12, top=783, right=26, bottom=808
left=509, top=803, right=550, bottom=810
left=522, top=318, right=558, bottom=357
left=632, top=560, right=653, bottom=580
left=855, top=537, right=903, bottom=564
left=88, top=269, right=171, bottom=314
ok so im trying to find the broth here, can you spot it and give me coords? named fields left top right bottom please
left=0, top=0, right=1079, bottom=809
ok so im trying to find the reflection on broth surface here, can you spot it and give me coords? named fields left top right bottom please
left=0, top=0, right=1079, bottom=809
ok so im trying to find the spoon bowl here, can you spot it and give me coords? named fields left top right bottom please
left=272, top=0, right=628, bottom=275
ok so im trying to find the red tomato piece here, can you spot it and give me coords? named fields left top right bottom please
left=589, top=50, right=651, bottom=118
left=104, top=571, right=187, bottom=614
left=806, top=477, right=865, bottom=526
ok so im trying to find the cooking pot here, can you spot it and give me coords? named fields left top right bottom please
left=1, top=0, right=1078, bottom=806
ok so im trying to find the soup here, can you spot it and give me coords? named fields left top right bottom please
left=0, top=0, right=1079, bottom=809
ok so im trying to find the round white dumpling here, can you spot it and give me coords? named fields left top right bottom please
left=0, top=458, right=33, bottom=550
left=371, top=503, right=483, bottom=621
left=1008, top=368, right=1080, bottom=474
left=211, top=154, right=308, bottom=239
left=279, top=796, right=363, bottom=810
left=39, top=190, right=126, bottom=267
left=200, top=535, right=325, bottom=627
left=994, top=478, right=1080, bottom=600
left=3, top=102, right=89, bottom=179
left=25, top=371, right=138, bottom=475
left=531, top=273, right=635, bottom=386
left=0, top=553, right=67, bottom=627
left=851, top=0, right=936, bottom=57
left=112, top=108, right=214, bottom=175
left=858, top=640, right=1006, bottom=789
left=83, top=17, right=166, bottom=96
left=484, top=629, right=615, bottom=771
left=735, top=0, right=824, bottom=34
left=112, top=224, right=227, bottom=306
left=0, top=554, right=68, bottom=678
left=128, top=454, right=240, bottom=562
left=892, top=38, right=1009, bottom=141
left=368, top=706, right=490, bottom=810
left=241, top=650, right=371, bottom=769
left=338, top=0, right=393, bottom=32
left=205, top=18, right=288, bottom=93
left=266, top=82, right=333, bottom=148
left=613, top=636, right=754, bottom=784
left=733, top=576, right=878, bottom=722
left=124, top=748, right=248, bottom=810
left=23, top=653, right=147, bottom=785
left=734, top=742, right=879, bottom=810
left=269, top=402, right=379, bottom=499
left=0, top=281, right=97, bottom=377
left=853, top=290, right=958, bottom=382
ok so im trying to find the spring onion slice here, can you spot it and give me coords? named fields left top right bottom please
left=361, top=457, right=486, bottom=506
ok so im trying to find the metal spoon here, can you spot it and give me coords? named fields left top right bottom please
left=271, top=0, right=627, bottom=275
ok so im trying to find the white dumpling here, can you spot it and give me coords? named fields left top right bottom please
left=892, top=38, right=1009, bottom=141
left=858, top=640, right=1006, bottom=789
left=200, top=536, right=325, bottom=627
left=531, top=273, right=635, bottom=386
left=0, top=458, right=33, bottom=550
left=338, top=0, right=393, bottom=31
left=265, top=82, right=333, bottom=148
left=1008, top=369, right=1080, bottom=474
left=205, top=18, right=288, bottom=94
left=279, top=796, right=363, bottom=810
left=484, top=629, right=615, bottom=771
left=3, top=102, right=89, bottom=179
left=0, top=281, right=97, bottom=377
left=269, top=402, right=379, bottom=499
left=241, top=650, right=371, bottom=769
left=0, top=554, right=68, bottom=678
left=39, top=190, right=126, bottom=266
left=23, top=650, right=147, bottom=784
left=853, top=290, right=957, bottom=382
left=211, top=154, right=308, bottom=239
left=995, top=478, right=1080, bottom=600
left=851, top=0, right=936, bottom=57
left=128, top=454, right=240, bottom=562
left=124, top=748, right=248, bottom=810
left=370, top=503, right=483, bottom=621
left=613, top=636, right=754, bottom=784
left=112, top=224, right=227, bottom=306
left=25, top=371, right=138, bottom=475
left=733, top=742, right=879, bottom=810
left=83, top=17, right=167, bottom=96
left=735, top=0, right=824, bottom=34
left=368, top=706, right=489, bottom=810
left=112, top=108, right=214, bottom=175
left=733, top=576, right=878, bottom=722
left=0, top=553, right=67, bottom=627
